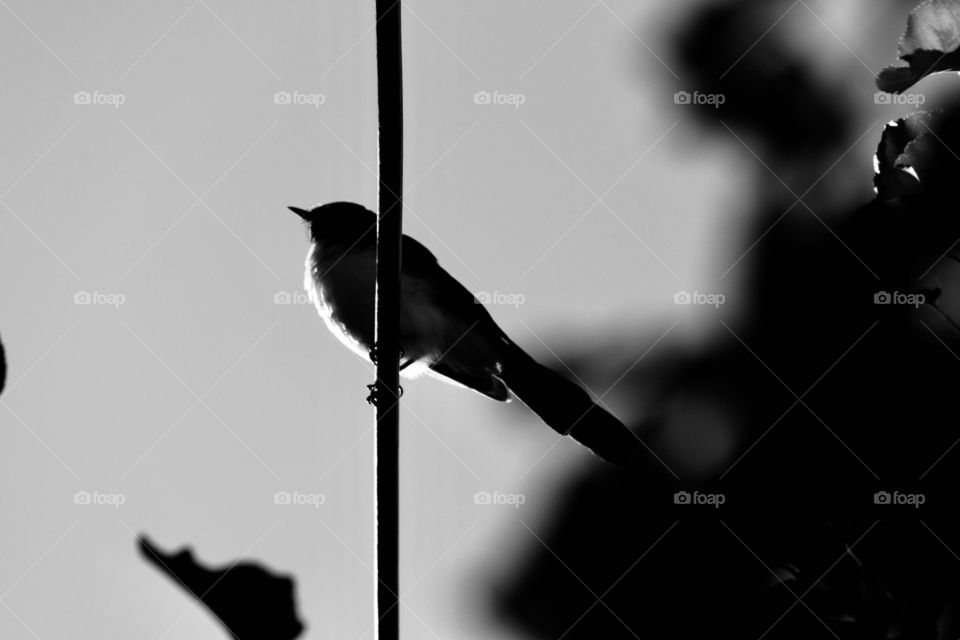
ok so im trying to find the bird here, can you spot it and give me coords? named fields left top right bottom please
left=289, top=201, right=642, bottom=466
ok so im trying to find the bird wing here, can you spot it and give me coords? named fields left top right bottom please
left=401, top=234, right=513, bottom=400
left=401, top=235, right=504, bottom=335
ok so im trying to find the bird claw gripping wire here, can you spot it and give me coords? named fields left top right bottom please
left=368, top=344, right=404, bottom=367
left=365, top=382, right=403, bottom=406
left=367, top=343, right=407, bottom=405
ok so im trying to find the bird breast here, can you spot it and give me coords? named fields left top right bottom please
left=304, top=243, right=376, bottom=358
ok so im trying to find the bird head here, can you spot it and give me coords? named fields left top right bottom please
left=288, top=202, right=378, bottom=249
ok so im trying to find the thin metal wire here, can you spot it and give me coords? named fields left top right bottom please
left=374, top=1, right=403, bottom=638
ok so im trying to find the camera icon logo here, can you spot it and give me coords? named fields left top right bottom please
left=274, top=291, right=292, bottom=305
left=74, top=291, right=92, bottom=305
left=874, top=92, right=892, bottom=105
left=274, top=91, right=292, bottom=105
left=673, top=491, right=691, bottom=504
left=874, top=291, right=892, bottom=305
left=473, top=91, right=492, bottom=105
left=273, top=491, right=292, bottom=505
left=473, top=491, right=492, bottom=505
left=674, top=91, right=692, bottom=105
left=73, top=491, right=91, bottom=505
left=673, top=291, right=692, bottom=305
left=874, top=491, right=891, bottom=505
left=73, top=91, right=91, bottom=105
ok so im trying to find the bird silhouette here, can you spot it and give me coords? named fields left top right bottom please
left=290, top=202, right=642, bottom=465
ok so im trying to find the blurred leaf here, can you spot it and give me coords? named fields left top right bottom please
left=139, top=535, right=305, bottom=639
left=877, top=0, right=960, bottom=93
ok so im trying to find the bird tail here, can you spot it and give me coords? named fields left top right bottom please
left=498, top=345, right=643, bottom=466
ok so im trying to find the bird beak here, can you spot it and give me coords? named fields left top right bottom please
left=288, top=206, right=311, bottom=220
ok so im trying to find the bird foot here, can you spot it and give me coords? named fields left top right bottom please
left=368, top=344, right=405, bottom=367
left=365, top=382, right=403, bottom=406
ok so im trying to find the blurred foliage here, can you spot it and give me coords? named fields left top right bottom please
left=497, top=0, right=960, bottom=638
left=879, top=0, right=960, bottom=93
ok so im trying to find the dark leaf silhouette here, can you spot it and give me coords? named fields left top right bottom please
left=138, top=535, right=305, bottom=639
left=0, top=333, right=5, bottom=396
left=877, top=0, right=960, bottom=93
